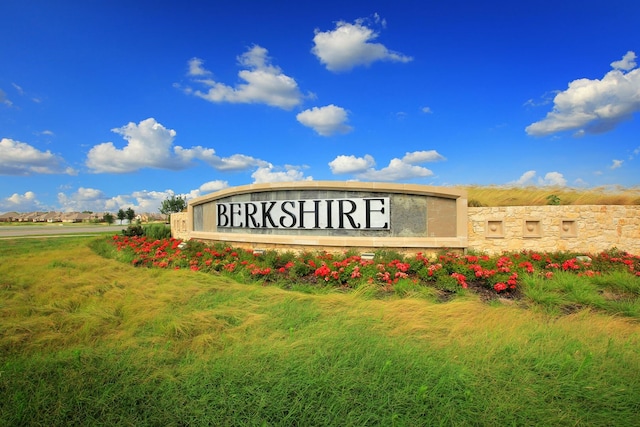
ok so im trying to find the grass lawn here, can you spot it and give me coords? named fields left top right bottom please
left=1, top=237, right=639, bottom=426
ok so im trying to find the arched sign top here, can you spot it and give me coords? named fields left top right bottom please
left=190, top=181, right=466, bottom=205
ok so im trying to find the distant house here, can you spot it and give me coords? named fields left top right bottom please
left=34, top=212, right=62, bottom=223
left=0, top=211, right=20, bottom=222
left=135, top=213, right=168, bottom=223
left=19, top=212, right=46, bottom=222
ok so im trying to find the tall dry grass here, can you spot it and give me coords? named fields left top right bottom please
left=463, top=185, right=640, bottom=206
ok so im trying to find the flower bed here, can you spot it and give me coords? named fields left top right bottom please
left=108, top=235, right=640, bottom=297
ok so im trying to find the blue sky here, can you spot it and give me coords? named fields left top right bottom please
left=1, top=0, right=639, bottom=214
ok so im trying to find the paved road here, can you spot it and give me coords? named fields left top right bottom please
left=0, top=225, right=121, bottom=238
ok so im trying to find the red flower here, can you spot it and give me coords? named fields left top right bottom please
left=451, top=272, right=468, bottom=288
left=314, top=264, right=331, bottom=277
left=494, top=282, right=507, bottom=292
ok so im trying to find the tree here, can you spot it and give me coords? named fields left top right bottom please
left=103, top=212, right=115, bottom=225
left=125, top=207, right=136, bottom=224
left=159, top=195, right=187, bottom=219
left=117, top=209, right=126, bottom=225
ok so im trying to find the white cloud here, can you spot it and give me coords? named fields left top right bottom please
left=181, top=181, right=230, bottom=200
left=611, top=51, right=637, bottom=71
left=511, top=170, right=567, bottom=186
left=311, top=16, right=413, bottom=72
left=329, top=150, right=444, bottom=181
left=57, top=188, right=108, bottom=213
left=86, top=118, right=270, bottom=174
left=174, top=146, right=269, bottom=171
left=356, top=159, right=434, bottom=181
left=512, top=170, right=537, bottom=186
left=610, top=159, right=623, bottom=169
left=329, top=154, right=376, bottom=174
left=0, top=89, right=12, bottom=107
left=130, top=190, right=180, bottom=214
left=0, top=191, right=46, bottom=213
left=86, top=118, right=180, bottom=173
left=198, top=180, right=229, bottom=194
left=422, top=106, right=433, bottom=114
left=251, top=165, right=313, bottom=183
left=187, top=57, right=211, bottom=76
left=539, top=172, right=567, bottom=186
left=11, top=83, right=24, bottom=95
left=526, top=51, right=640, bottom=136
left=296, top=105, right=353, bottom=136
left=0, top=138, right=76, bottom=175
left=57, top=187, right=192, bottom=214
left=186, top=46, right=303, bottom=110
left=402, top=150, right=445, bottom=164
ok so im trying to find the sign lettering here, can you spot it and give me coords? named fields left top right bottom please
left=217, top=198, right=389, bottom=230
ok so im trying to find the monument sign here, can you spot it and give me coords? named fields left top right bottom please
left=186, top=181, right=468, bottom=253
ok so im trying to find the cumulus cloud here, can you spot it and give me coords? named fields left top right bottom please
left=610, top=159, right=623, bottom=169
left=539, top=172, right=567, bottom=186
left=0, top=191, right=45, bottom=212
left=328, top=154, right=376, bottom=174
left=251, top=165, right=313, bottom=183
left=57, top=187, right=108, bottom=213
left=296, top=104, right=353, bottom=136
left=85, top=118, right=269, bottom=174
left=198, top=180, right=229, bottom=194
left=610, top=51, right=637, bottom=71
left=402, top=150, right=445, bottom=164
left=185, top=46, right=303, bottom=110
left=0, top=138, right=76, bottom=175
left=526, top=51, right=640, bottom=136
left=312, top=15, right=413, bottom=72
left=511, top=170, right=567, bottom=187
left=512, top=170, right=537, bottom=186
left=421, top=106, right=433, bottom=114
left=86, top=118, right=180, bottom=173
left=329, top=150, right=445, bottom=181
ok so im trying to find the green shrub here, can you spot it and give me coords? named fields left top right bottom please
left=468, top=199, right=485, bottom=207
left=121, top=224, right=144, bottom=237
left=546, top=194, right=561, bottom=205
left=143, top=223, right=171, bottom=240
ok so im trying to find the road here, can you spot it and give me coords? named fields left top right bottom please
left=0, top=224, right=121, bottom=238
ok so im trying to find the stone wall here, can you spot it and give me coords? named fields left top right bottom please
left=468, top=205, right=640, bottom=255
left=171, top=212, right=189, bottom=241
